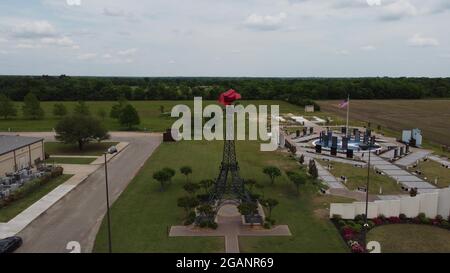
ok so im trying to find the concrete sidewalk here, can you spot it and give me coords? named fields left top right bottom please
left=0, top=142, right=129, bottom=240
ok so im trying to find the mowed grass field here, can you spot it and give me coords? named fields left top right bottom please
left=0, top=100, right=306, bottom=132
left=318, top=100, right=450, bottom=147
left=367, top=224, right=450, bottom=253
left=93, top=140, right=348, bottom=253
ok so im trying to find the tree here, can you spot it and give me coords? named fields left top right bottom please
left=22, top=92, right=44, bottom=120
left=299, top=154, right=305, bottom=165
left=110, top=96, right=128, bottom=119
left=180, top=166, right=192, bottom=182
left=255, top=183, right=265, bottom=198
left=197, top=204, right=214, bottom=218
left=308, top=160, right=319, bottom=179
left=262, top=166, right=281, bottom=185
left=153, top=170, right=172, bottom=191
left=53, top=103, right=67, bottom=118
left=119, top=104, right=140, bottom=129
left=73, top=101, right=90, bottom=116
left=183, top=182, right=200, bottom=195
left=97, top=108, right=107, bottom=120
left=244, top=179, right=257, bottom=192
left=260, top=198, right=279, bottom=218
left=162, top=167, right=176, bottom=183
left=0, top=94, right=17, bottom=119
left=55, top=115, right=110, bottom=151
left=287, top=171, right=306, bottom=195
left=199, top=179, right=214, bottom=193
left=238, top=202, right=258, bottom=217
left=177, top=196, right=199, bottom=216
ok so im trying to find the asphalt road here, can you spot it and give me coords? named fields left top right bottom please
left=14, top=132, right=162, bottom=253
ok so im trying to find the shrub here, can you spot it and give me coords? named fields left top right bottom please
left=263, top=222, right=272, bottom=229
left=435, top=215, right=443, bottom=222
left=367, top=220, right=375, bottom=229
left=332, top=214, right=342, bottom=221
left=441, top=220, right=450, bottom=229
left=207, top=221, right=218, bottom=230
left=199, top=221, right=208, bottom=228
left=354, top=215, right=364, bottom=221
left=337, top=220, right=346, bottom=227
left=372, top=218, right=383, bottom=226
left=399, top=213, right=407, bottom=221
left=388, top=217, right=401, bottom=224
left=418, top=213, right=426, bottom=220
left=351, top=224, right=362, bottom=233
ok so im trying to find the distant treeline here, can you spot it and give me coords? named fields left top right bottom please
left=1, top=75, right=449, bottom=106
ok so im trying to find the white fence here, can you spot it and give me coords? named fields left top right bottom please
left=330, top=187, right=450, bottom=219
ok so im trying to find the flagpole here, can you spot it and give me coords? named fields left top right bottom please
left=346, top=94, right=350, bottom=137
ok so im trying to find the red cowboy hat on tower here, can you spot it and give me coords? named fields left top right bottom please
left=218, top=89, right=242, bottom=106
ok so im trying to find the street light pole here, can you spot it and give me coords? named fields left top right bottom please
left=104, top=152, right=112, bottom=253
left=362, top=135, right=374, bottom=250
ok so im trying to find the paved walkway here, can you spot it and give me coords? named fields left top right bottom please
left=0, top=142, right=129, bottom=240
left=395, top=150, right=433, bottom=167
left=429, top=155, right=450, bottom=167
left=364, top=154, right=436, bottom=193
left=169, top=205, right=291, bottom=253
left=50, top=155, right=98, bottom=158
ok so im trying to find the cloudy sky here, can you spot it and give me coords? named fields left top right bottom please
left=0, top=0, right=449, bottom=77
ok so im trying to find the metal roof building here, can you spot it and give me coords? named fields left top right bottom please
left=0, top=135, right=44, bottom=176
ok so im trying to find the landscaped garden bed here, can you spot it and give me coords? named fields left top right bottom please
left=332, top=213, right=450, bottom=253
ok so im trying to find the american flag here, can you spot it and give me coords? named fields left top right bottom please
left=339, top=98, right=349, bottom=108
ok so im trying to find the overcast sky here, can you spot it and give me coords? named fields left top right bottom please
left=0, top=0, right=449, bottom=77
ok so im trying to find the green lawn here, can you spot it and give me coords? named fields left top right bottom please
left=0, top=174, right=72, bottom=222
left=367, top=224, right=450, bottom=253
left=319, top=159, right=403, bottom=195
left=44, top=142, right=118, bottom=156
left=94, top=140, right=348, bottom=253
left=411, top=160, right=450, bottom=188
left=45, top=157, right=97, bottom=165
left=0, top=100, right=306, bottom=132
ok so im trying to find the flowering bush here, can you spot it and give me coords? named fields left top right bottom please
left=349, top=241, right=365, bottom=253
left=388, top=217, right=402, bottom=224
left=372, top=217, right=384, bottom=226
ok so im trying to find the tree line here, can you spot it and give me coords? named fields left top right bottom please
left=1, top=76, right=449, bottom=105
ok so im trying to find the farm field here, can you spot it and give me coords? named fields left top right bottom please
left=0, top=100, right=308, bottom=133
left=93, top=140, right=348, bottom=253
left=317, top=100, right=450, bottom=148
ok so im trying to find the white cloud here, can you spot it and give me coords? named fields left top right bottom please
left=408, top=33, right=439, bottom=47
left=77, top=53, right=97, bottom=60
left=335, top=49, right=350, bottom=56
left=380, top=0, right=418, bottom=21
left=103, top=7, right=125, bottom=17
left=41, top=36, right=78, bottom=48
left=11, top=20, right=57, bottom=38
left=243, top=12, right=287, bottom=31
left=168, top=60, right=176, bottom=64
left=361, top=45, right=376, bottom=51
left=16, top=43, right=41, bottom=49
left=66, top=0, right=81, bottom=6
left=117, top=48, right=138, bottom=56
left=366, top=0, right=381, bottom=7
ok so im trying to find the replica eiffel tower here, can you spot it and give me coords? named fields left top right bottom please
left=200, top=90, right=257, bottom=222
left=208, top=139, right=252, bottom=203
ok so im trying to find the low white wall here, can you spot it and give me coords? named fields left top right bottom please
left=330, top=187, right=450, bottom=219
